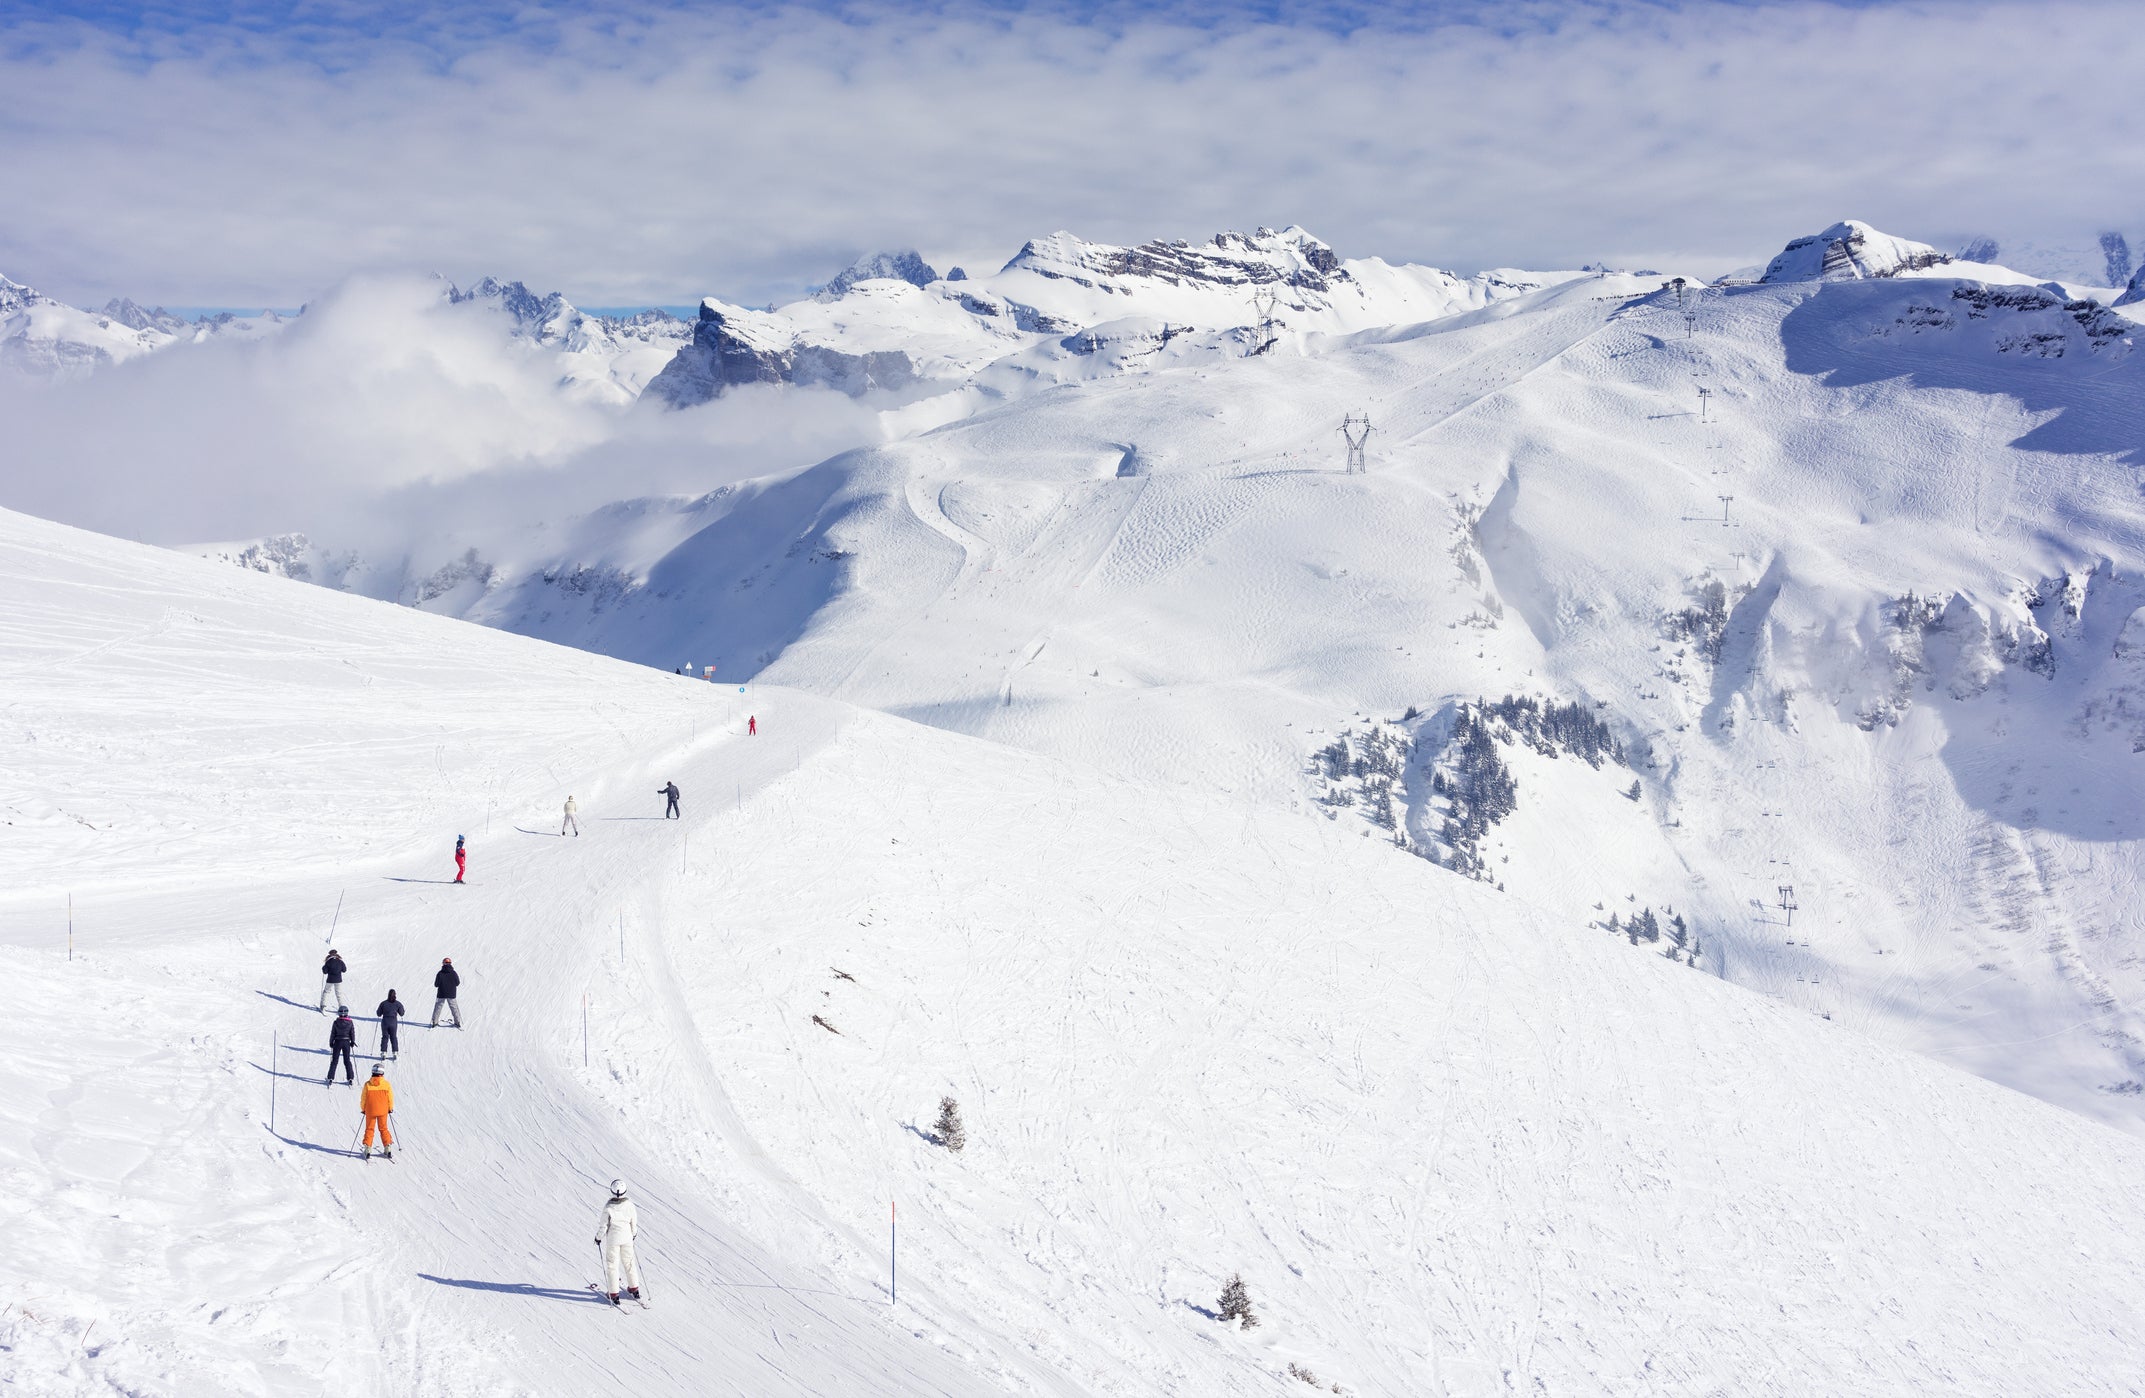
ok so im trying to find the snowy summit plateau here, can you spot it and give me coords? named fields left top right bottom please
left=5, top=214, right=2145, bottom=1397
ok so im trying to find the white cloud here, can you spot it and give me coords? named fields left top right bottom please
left=0, top=274, right=882, bottom=546
left=0, top=1, right=2138, bottom=307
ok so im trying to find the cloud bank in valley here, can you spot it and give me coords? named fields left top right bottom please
left=1, top=0, right=2140, bottom=309
left=0, top=274, right=883, bottom=547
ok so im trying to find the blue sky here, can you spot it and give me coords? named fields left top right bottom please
left=1, top=0, right=2138, bottom=306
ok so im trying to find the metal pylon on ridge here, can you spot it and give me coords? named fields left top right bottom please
left=1249, top=288, right=1281, bottom=356
left=1340, top=412, right=1372, bottom=474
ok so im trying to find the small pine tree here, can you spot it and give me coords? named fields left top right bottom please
left=934, top=1096, right=966, bottom=1152
left=1217, top=1273, right=1258, bottom=1328
left=1624, top=779, right=1641, bottom=802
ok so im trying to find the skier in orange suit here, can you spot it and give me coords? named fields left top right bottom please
left=360, top=1064, right=395, bottom=1160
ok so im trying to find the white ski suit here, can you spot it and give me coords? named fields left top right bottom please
left=562, top=796, right=579, bottom=837
left=596, top=1195, right=642, bottom=1294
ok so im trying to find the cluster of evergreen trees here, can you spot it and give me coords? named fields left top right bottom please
left=1480, top=694, right=1624, bottom=768
left=1310, top=695, right=1642, bottom=885
left=1664, top=577, right=1732, bottom=662
left=1604, top=904, right=1703, bottom=966
left=1313, top=725, right=1409, bottom=833
left=1429, top=706, right=1519, bottom=879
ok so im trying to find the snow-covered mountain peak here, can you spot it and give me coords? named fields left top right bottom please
left=1760, top=219, right=1955, bottom=283
left=447, top=275, right=572, bottom=333
left=2, top=271, right=180, bottom=377
left=1001, top=224, right=1345, bottom=294
left=1, top=272, right=50, bottom=313
left=819, top=249, right=940, bottom=300
left=437, top=275, right=689, bottom=402
left=99, top=296, right=191, bottom=335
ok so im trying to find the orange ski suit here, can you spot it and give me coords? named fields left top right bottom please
left=360, top=1075, right=395, bottom=1148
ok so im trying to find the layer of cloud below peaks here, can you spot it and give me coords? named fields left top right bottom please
left=0, top=274, right=885, bottom=548
left=0, top=1, right=2140, bottom=308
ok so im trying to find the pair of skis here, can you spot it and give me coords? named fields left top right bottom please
left=587, top=1282, right=648, bottom=1311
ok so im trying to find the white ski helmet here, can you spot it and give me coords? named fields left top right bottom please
left=610, top=1179, right=629, bottom=1198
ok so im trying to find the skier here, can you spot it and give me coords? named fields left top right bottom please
left=359, top=1064, right=394, bottom=1160
left=318, top=948, right=347, bottom=1011
left=325, top=1005, right=357, bottom=1085
left=747, top=715, right=756, bottom=736
left=562, top=795, right=580, bottom=837
left=431, top=957, right=462, bottom=1028
left=453, top=834, right=467, bottom=884
left=659, top=782, right=680, bottom=819
left=593, top=1179, right=643, bottom=1305
left=376, top=989, right=405, bottom=1059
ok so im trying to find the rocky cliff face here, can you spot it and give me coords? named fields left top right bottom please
left=820, top=250, right=939, bottom=299
left=1001, top=225, right=1347, bottom=295
left=642, top=301, right=920, bottom=406
left=99, top=298, right=191, bottom=335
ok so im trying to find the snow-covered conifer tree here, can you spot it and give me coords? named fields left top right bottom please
left=1217, top=1273, right=1258, bottom=1328
left=934, top=1096, right=966, bottom=1152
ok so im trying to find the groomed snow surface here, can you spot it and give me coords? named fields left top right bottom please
left=5, top=507, right=2145, bottom=1396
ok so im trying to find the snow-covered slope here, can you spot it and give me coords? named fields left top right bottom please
left=7, top=503, right=2145, bottom=1396
left=317, top=228, right=2145, bottom=1139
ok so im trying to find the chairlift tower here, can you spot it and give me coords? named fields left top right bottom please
left=1778, top=885, right=1798, bottom=928
left=1249, top=287, right=1281, bottom=356
left=1698, top=386, right=1713, bottom=422
left=1340, top=413, right=1373, bottom=474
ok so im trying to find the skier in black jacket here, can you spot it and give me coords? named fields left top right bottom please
left=376, top=990, right=405, bottom=1059
left=659, top=781, right=680, bottom=819
left=325, top=1006, right=357, bottom=1084
left=318, top=950, right=347, bottom=1011
left=430, top=958, right=462, bottom=1028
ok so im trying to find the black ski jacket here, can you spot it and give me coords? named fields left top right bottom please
left=660, top=783, right=680, bottom=801
left=434, top=965, right=461, bottom=998
left=329, top=1016, right=356, bottom=1049
left=322, top=954, right=347, bottom=983
left=377, top=997, right=405, bottom=1026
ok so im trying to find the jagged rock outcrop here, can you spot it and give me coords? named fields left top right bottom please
left=2101, top=232, right=2135, bottom=289
left=100, top=298, right=191, bottom=335
left=643, top=301, right=919, bottom=407
left=1000, top=226, right=1345, bottom=295
left=820, top=250, right=939, bottom=300
left=2117, top=262, right=2145, bottom=308
left=447, top=276, right=573, bottom=337
left=1760, top=220, right=1953, bottom=284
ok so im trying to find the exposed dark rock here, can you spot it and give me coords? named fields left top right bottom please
left=644, top=302, right=920, bottom=407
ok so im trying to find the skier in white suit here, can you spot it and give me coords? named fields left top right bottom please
left=594, top=1179, right=643, bottom=1304
left=561, top=795, right=579, bottom=837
